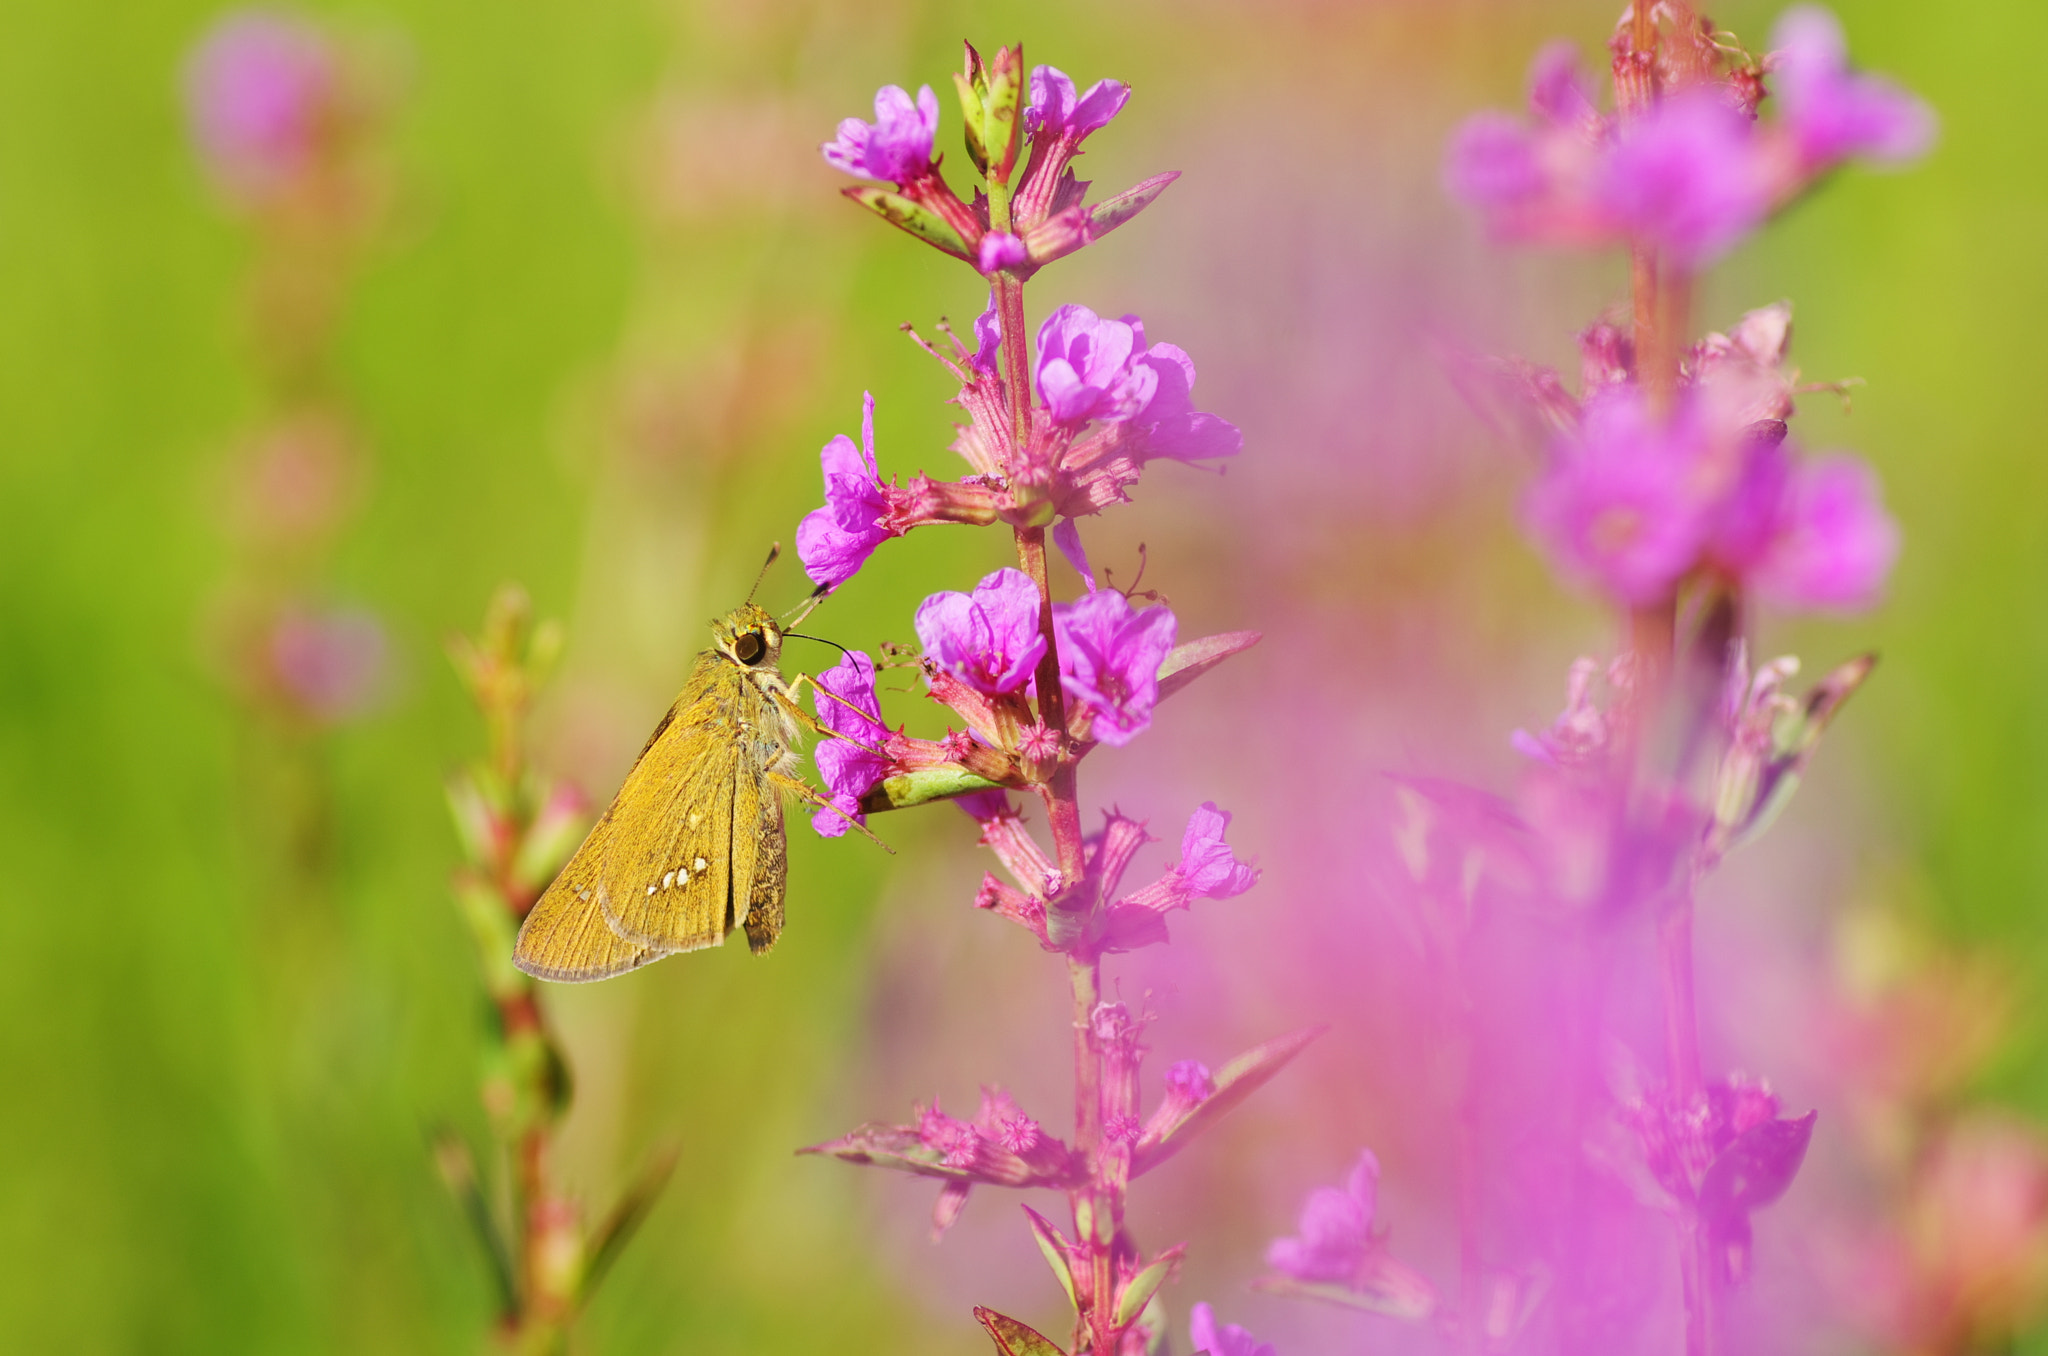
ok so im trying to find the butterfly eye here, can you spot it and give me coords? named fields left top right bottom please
left=734, top=631, right=766, bottom=665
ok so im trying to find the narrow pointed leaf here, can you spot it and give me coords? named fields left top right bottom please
left=984, top=45, right=1026, bottom=184
left=1157, top=631, right=1262, bottom=702
left=954, top=69, right=990, bottom=176
left=1252, top=1256, right=1440, bottom=1321
left=842, top=186, right=974, bottom=261
left=976, top=1307, right=1070, bottom=1356
left=431, top=1130, right=517, bottom=1317
left=859, top=766, right=1006, bottom=815
left=1738, top=653, right=1876, bottom=848
left=581, top=1145, right=678, bottom=1303
left=1114, top=1243, right=1186, bottom=1327
left=1021, top=1204, right=1078, bottom=1308
left=1132, top=1025, right=1325, bottom=1176
left=1089, top=171, right=1180, bottom=238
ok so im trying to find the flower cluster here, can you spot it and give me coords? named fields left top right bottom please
left=1446, top=7, right=1932, bottom=266
left=796, top=42, right=1309, bottom=1356
left=1516, top=304, right=1899, bottom=610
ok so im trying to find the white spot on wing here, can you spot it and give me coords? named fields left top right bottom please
left=693, top=857, right=707, bottom=872
left=663, top=871, right=675, bottom=889
left=647, top=884, right=657, bottom=896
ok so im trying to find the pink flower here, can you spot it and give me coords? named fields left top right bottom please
left=1522, top=388, right=1712, bottom=605
left=1053, top=589, right=1177, bottom=746
left=1597, top=92, right=1772, bottom=267
left=1173, top=803, right=1259, bottom=902
left=1036, top=305, right=1155, bottom=426
left=269, top=604, right=386, bottom=721
left=978, top=231, right=1027, bottom=273
left=810, top=651, right=888, bottom=838
left=1125, top=334, right=1242, bottom=464
left=1749, top=452, right=1900, bottom=611
left=915, top=568, right=1046, bottom=696
left=184, top=10, right=336, bottom=206
left=1771, top=7, right=1935, bottom=171
left=795, top=393, right=893, bottom=589
left=822, top=84, right=939, bottom=184
left=1188, top=1304, right=1277, bottom=1356
left=1267, top=1150, right=1379, bottom=1283
left=1025, top=65, right=1129, bottom=142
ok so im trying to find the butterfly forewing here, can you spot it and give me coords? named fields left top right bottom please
left=514, top=850, right=673, bottom=983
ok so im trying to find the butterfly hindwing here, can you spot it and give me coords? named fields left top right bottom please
left=513, top=840, right=673, bottom=982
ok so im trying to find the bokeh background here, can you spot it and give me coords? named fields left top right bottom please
left=2, top=0, right=2042, bottom=1351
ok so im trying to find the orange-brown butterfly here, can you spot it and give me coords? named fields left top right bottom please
left=513, top=555, right=865, bottom=982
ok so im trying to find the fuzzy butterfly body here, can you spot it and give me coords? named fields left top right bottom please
left=514, top=603, right=808, bottom=983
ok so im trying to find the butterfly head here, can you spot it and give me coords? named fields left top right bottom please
left=713, top=602, right=783, bottom=669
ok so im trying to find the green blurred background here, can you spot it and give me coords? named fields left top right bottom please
left=0, top=0, right=2040, bottom=1351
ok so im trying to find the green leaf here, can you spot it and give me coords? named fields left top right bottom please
left=859, top=765, right=1005, bottom=815
left=982, top=44, right=1026, bottom=185
left=953, top=69, right=989, bottom=176
left=1021, top=1205, right=1078, bottom=1309
left=1158, top=630, right=1263, bottom=703
left=1114, top=1243, right=1185, bottom=1327
left=430, top=1130, right=517, bottom=1318
left=975, top=1307, right=1070, bottom=1356
left=580, top=1146, right=678, bottom=1304
left=1089, top=171, right=1181, bottom=239
left=1132, top=1025, right=1325, bottom=1177
left=841, top=186, right=973, bottom=260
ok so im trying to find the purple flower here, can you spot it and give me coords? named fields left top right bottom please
left=269, top=604, right=386, bottom=721
left=1266, top=1150, right=1379, bottom=1283
left=1771, top=7, right=1934, bottom=170
left=978, top=231, right=1027, bottom=273
left=1188, top=1304, right=1277, bottom=1356
left=1527, top=40, right=1598, bottom=126
left=1127, top=339, right=1242, bottom=463
left=915, top=568, right=1046, bottom=696
left=1036, top=305, right=1155, bottom=426
left=796, top=393, right=892, bottom=589
left=954, top=788, right=1015, bottom=821
left=810, top=651, right=888, bottom=838
left=1051, top=518, right=1096, bottom=590
left=971, top=291, right=1002, bottom=375
left=1522, top=389, right=1712, bottom=605
left=1025, top=65, right=1129, bottom=142
left=1597, top=92, right=1771, bottom=267
left=822, top=84, right=940, bottom=184
left=1750, top=453, right=1899, bottom=611
left=1053, top=589, right=1177, bottom=746
left=184, top=11, right=336, bottom=205
left=1445, top=112, right=1548, bottom=217
left=1175, top=803, right=1258, bottom=901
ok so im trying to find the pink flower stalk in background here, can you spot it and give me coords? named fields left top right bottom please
left=268, top=603, right=386, bottom=722
left=1188, top=1302, right=1277, bottom=1356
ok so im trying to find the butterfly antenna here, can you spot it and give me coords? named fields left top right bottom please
left=746, top=543, right=781, bottom=606
left=784, top=630, right=856, bottom=665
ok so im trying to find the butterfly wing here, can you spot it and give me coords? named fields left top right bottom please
left=513, top=847, right=673, bottom=983
left=596, top=649, right=746, bottom=952
left=740, top=777, right=787, bottom=954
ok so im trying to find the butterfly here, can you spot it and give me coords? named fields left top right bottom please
left=514, top=573, right=862, bottom=982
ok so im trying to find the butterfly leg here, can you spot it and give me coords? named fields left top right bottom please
left=779, top=672, right=892, bottom=758
left=766, top=767, right=896, bottom=854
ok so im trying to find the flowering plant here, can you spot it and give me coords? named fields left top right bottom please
left=794, top=42, right=1293, bottom=1355
left=1241, top=6, right=1928, bottom=1355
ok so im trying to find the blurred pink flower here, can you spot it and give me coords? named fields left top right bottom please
left=268, top=604, right=385, bottom=721
left=184, top=10, right=337, bottom=206
left=1748, top=453, right=1900, bottom=611
left=1188, top=1302, right=1276, bottom=1356
left=1266, top=1149, right=1378, bottom=1283
left=1772, top=6, right=1936, bottom=171
left=1597, top=92, right=1774, bottom=268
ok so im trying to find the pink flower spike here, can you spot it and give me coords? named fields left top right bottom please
left=1188, top=1303, right=1278, bottom=1356
left=1266, top=1149, right=1379, bottom=1283
left=1522, top=388, right=1712, bottom=606
left=1750, top=452, right=1900, bottom=612
left=1771, top=7, right=1935, bottom=171
left=821, top=84, right=940, bottom=185
left=1054, top=589, right=1178, bottom=746
left=1597, top=92, right=1772, bottom=267
left=185, top=11, right=337, bottom=206
left=915, top=568, right=1046, bottom=696
left=796, top=393, right=892, bottom=589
